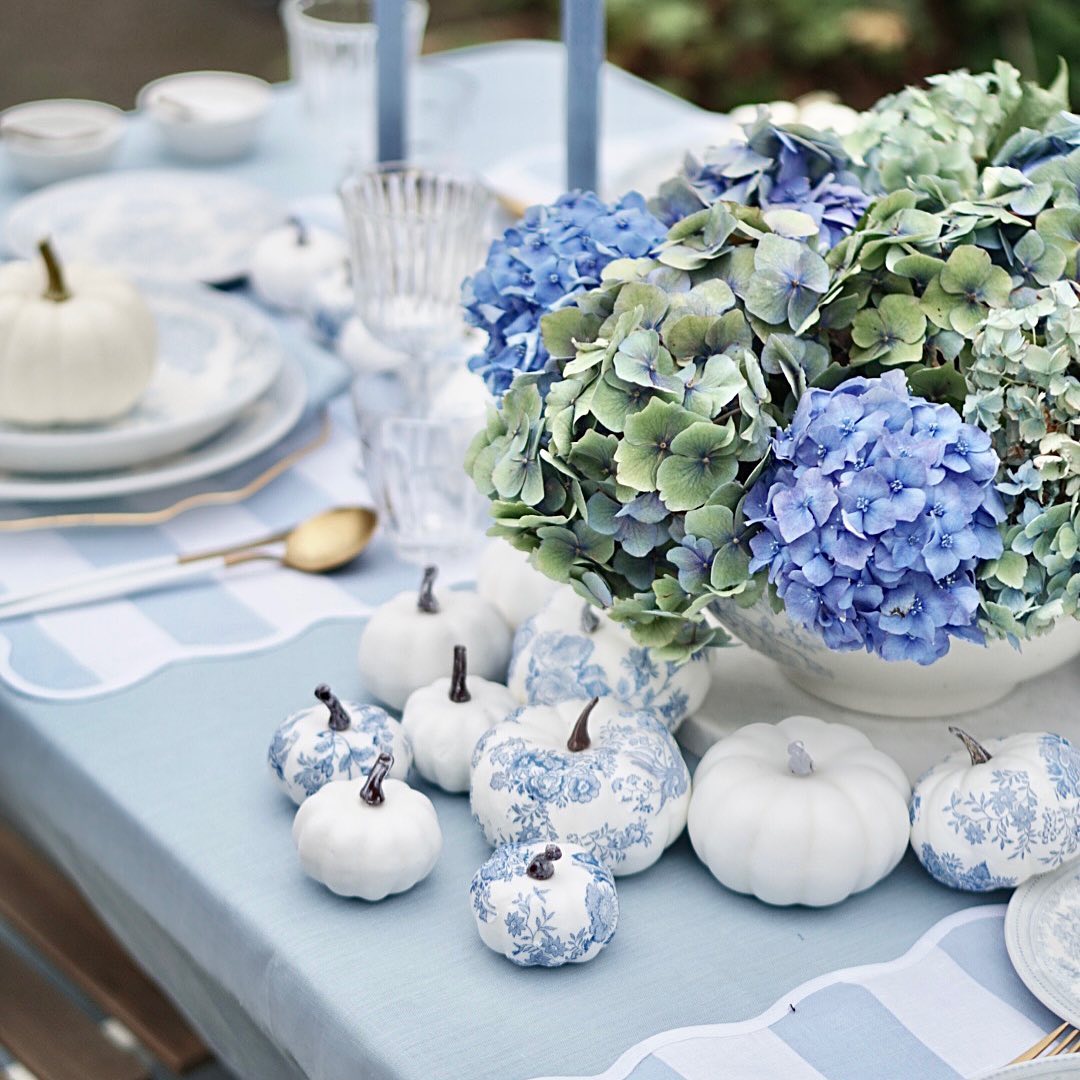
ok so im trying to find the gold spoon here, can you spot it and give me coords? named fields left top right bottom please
left=0, top=506, right=378, bottom=620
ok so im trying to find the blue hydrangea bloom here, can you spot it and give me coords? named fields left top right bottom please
left=462, top=191, right=668, bottom=395
left=653, top=115, right=872, bottom=249
left=745, top=372, right=1004, bottom=664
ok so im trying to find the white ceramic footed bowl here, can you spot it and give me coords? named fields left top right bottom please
left=710, top=598, right=1080, bottom=718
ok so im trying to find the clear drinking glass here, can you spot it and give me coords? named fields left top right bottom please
left=352, top=370, right=490, bottom=564
left=280, top=0, right=428, bottom=165
left=339, top=162, right=496, bottom=402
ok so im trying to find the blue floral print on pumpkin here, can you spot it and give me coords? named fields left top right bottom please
left=911, top=732, right=1080, bottom=892
left=470, top=699, right=691, bottom=875
left=469, top=842, right=618, bottom=967
left=509, top=605, right=702, bottom=731
left=268, top=694, right=411, bottom=805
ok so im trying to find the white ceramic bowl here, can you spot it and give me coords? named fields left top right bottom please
left=0, top=99, right=125, bottom=188
left=137, top=71, right=271, bottom=162
left=710, top=597, right=1080, bottom=718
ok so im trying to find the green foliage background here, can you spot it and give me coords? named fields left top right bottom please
left=460, top=0, right=1080, bottom=112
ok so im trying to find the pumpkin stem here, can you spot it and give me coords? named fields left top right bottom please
left=526, top=844, right=562, bottom=880
left=314, top=683, right=351, bottom=731
left=417, top=565, right=439, bottom=614
left=449, top=644, right=471, bottom=703
left=289, top=215, right=308, bottom=246
left=38, top=239, right=70, bottom=303
left=787, top=740, right=814, bottom=776
left=580, top=604, right=600, bottom=634
left=359, top=751, right=393, bottom=805
left=567, top=697, right=598, bottom=752
left=949, top=726, right=992, bottom=765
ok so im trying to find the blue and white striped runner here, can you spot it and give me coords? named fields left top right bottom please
left=532, top=907, right=1056, bottom=1080
left=0, top=396, right=470, bottom=701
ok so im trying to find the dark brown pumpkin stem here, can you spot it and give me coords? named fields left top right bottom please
left=526, top=844, right=562, bottom=880
left=949, top=727, right=992, bottom=765
left=315, top=683, right=350, bottom=731
left=359, top=752, right=393, bottom=805
left=289, top=215, right=308, bottom=246
left=449, top=644, right=471, bottom=703
left=567, top=697, right=599, bottom=752
left=581, top=604, right=600, bottom=634
left=418, top=566, right=439, bottom=613
left=38, top=239, right=70, bottom=303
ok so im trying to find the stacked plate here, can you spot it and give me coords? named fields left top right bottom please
left=0, top=171, right=307, bottom=501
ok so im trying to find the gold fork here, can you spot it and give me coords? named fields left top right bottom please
left=1011, top=1022, right=1080, bottom=1062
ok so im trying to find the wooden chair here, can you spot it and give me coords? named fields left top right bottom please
left=0, top=824, right=211, bottom=1080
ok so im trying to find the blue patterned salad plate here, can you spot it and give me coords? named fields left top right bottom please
left=2, top=170, right=284, bottom=284
left=1006, top=858, right=1080, bottom=1029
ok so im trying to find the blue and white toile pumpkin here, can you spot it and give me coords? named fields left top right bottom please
left=507, top=587, right=711, bottom=732
left=268, top=684, right=412, bottom=805
left=470, top=696, right=691, bottom=875
left=910, top=728, right=1080, bottom=891
left=469, top=841, right=618, bottom=967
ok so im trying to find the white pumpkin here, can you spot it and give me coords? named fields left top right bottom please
left=0, top=240, right=156, bottom=426
left=304, top=259, right=353, bottom=345
left=293, top=752, right=442, bottom=900
left=476, top=540, right=558, bottom=630
left=469, top=842, right=619, bottom=967
left=358, top=566, right=513, bottom=710
left=508, top=586, right=710, bottom=732
left=470, top=696, right=691, bottom=876
left=250, top=218, right=347, bottom=312
left=401, top=645, right=517, bottom=793
left=911, top=728, right=1080, bottom=892
left=689, top=715, right=911, bottom=906
left=268, top=683, right=412, bottom=805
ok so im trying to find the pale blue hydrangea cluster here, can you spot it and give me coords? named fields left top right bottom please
left=746, top=372, right=1005, bottom=664
left=462, top=191, right=668, bottom=395
left=653, top=115, right=871, bottom=248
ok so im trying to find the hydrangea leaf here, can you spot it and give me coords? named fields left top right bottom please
left=656, top=421, right=739, bottom=511
left=612, top=329, right=685, bottom=393
left=567, top=429, right=618, bottom=483
left=541, top=307, right=602, bottom=360
left=615, top=398, right=698, bottom=492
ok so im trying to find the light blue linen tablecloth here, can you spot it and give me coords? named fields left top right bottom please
left=0, top=41, right=1015, bottom=1080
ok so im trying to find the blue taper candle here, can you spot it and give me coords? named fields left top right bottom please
left=375, top=0, right=407, bottom=162
left=563, top=0, right=605, bottom=193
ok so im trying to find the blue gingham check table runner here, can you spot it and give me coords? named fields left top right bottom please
left=532, top=906, right=1057, bottom=1080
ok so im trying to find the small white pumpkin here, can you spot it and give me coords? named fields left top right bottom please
left=358, top=566, right=513, bottom=711
left=688, top=715, right=911, bottom=906
left=0, top=240, right=156, bottom=426
left=304, top=259, right=353, bottom=345
left=250, top=218, right=347, bottom=312
left=401, top=645, right=518, bottom=793
left=508, top=586, right=710, bottom=732
left=469, top=842, right=618, bottom=967
left=293, top=752, right=442, bottom=900
left=268, top=683, right=411, bottom=805
left=911, top=727, right=1080, bottom=892
left=476, top=540, right=559, bottom=630
left=470, top=697, right=691, bottom=876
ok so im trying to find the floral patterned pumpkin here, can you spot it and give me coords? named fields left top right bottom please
left=268, top=684, right=412, bottom=805
left=507, top=586, right=711, bottom=732
left=470, top=696, right=691, bottom=875
left=910, top=728, right=1080, bottom=891
left=469, top=842, right=618, bottom=967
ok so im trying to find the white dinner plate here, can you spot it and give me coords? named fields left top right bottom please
left=1005, top=858, right=1080, bottom=1030
left=0, top=358, right=306, bottom=502
left=0, top=281, right=284, bottom=474
left=2, top=169, right=285, bottom=283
